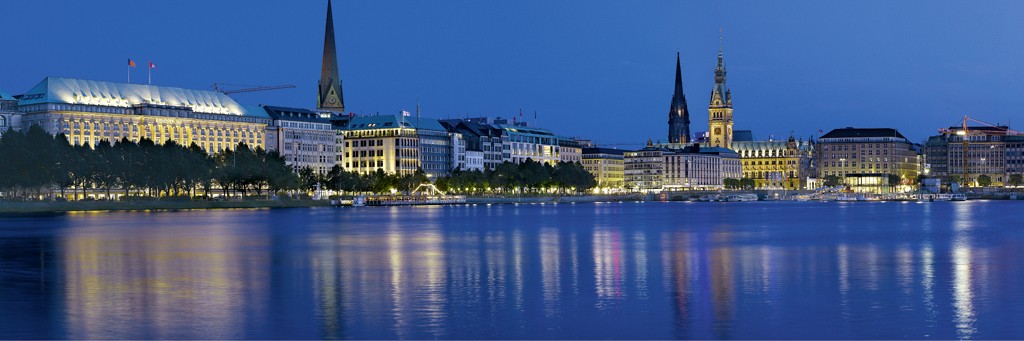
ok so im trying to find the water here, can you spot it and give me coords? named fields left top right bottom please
left=1, top=201, right=1023, bottom=339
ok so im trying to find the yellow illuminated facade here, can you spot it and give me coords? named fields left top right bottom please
left=342, top=126, right=421, bottom=176
left=582, top=148, right=625, bottom=189
left=817, top=127, right=920, bottom=193
left=732, top=136, right=813, bottom=189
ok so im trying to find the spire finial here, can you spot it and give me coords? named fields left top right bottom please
left=718, top=28, right=724, bottom=61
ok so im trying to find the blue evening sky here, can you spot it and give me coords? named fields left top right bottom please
left=3, top=1, right=1023, bottom=148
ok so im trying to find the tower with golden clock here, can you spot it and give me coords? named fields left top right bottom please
left=707, top=41, right=733, bottom=149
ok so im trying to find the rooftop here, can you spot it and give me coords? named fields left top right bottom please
left=17, top=77, right=247, bottom=116
left=820, top=127, right=906, bottom=140
left=733, top=130, right=755, bottom=142
left=345, top=114, right=446, bottom=131
left=262, top=105, right=330, bottom=123
left=0, top=89, right=14, bottom=101
left=582, top=147, right=625, bottom=156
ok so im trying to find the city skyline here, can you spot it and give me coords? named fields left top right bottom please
left=3, top=1, right=1024, bottom=147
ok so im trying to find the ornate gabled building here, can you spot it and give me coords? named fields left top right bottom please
left=731, top=132, right=815, bottom=190
left=707, top=42, right=733, bottom=149
left=667, top=53, right=691, bottom=144
left=317, top=0, right=345, bottom=112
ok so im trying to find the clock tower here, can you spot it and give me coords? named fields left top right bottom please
left=318, top=0, right=345, bottom=112
left=707, top=37, right=733, bottom=149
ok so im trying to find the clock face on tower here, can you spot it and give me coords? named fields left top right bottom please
left=328, top=97, right=336, bottom=104
left=714, top=128, right=722, bottom=134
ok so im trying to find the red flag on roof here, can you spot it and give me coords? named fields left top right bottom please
left=149, top=61, right=155, bottom=69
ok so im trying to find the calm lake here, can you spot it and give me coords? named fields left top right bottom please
left=1, top=201, right=1023, bottom=339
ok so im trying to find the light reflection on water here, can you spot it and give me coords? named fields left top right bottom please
left=1, top=202, right=1024, bottom=339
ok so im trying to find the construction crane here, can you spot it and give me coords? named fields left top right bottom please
left=938, top=115, right=1024, bottom=187
left=211, top=83, right=296, bottom=94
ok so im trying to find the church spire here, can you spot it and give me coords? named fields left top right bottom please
left=668, top=52, right=691, bottom=144
left=318, top=0, right=345, bottom=112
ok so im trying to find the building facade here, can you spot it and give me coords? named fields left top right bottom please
left=661, top=146, right=741, bottom=191
left=706, top=45, right=734, bottom=149
left=464, top=150, right=485, bottom=172
left=1006, top=135, right=1024, bottom=182
left=341, top=115, right=462, bottom=178
left=582, top=147, right=625, bottom=189
left=667, top=53, right=691, bottom=144
left=558, top=138, right=582, bottom=163
left=732, top=135, right=815, bottom=190
left=496, top=122, right=562, bottom=165
left=16, top=77, right=269, bottom=153
left=926, top=126, right=1012, bottom=186
left=0, top=89, right=21, bottom=138
left=440, top=119, right=506, bottom=170
left=817, top=127, right=919, bottom=192
left=261, top=105, right=336, bottom=175
left=624, top=145, right=664, bottom=191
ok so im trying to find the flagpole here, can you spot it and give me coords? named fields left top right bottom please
left=127, top=62, right=131, bottom=84
left=148, top=62, right=151, bottom=85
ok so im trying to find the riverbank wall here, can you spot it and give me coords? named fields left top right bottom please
left=0, top=200, right=331, bottom=214
left=464, top=194, right=646, bottom=204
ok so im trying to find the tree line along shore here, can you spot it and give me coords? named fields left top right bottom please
left=0, top=126, right=600, bottom=207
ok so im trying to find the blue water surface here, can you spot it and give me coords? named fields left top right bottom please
left=1, top=201, right=1023, bottom=339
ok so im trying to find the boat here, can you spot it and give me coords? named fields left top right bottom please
left=951, top=193, right=967, bottom=201
left=725, top=193, right=758, bottom=202
left=365, top=195, right=466, bottom=206
left=835, top=193, right=866, bottom=201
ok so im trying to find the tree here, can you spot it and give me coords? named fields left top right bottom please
left=739, top=177, right=756, bottom=190
left=946, top=175, right=961, bottom=187
left=823, top=175, right=842, bottom=187
left=887, top=174, right=902, bottom=190
left=723, top=178, right=740, bottom=190
left=978, top=174, right=992, bottom=187
left=1010, top=174, right=1023, bottom=187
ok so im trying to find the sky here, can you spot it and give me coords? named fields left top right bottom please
left=3, top=0, right=1024, bottom=148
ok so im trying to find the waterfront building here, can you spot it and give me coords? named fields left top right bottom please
left=706, top=43, right=734, bottom=149
left=16, top=77, right=269, bottom=153
left=317, top=0, right=345, bottom=113
left=667, top=53, right=691, bottom=144
left=817, top=127, right=919, bottom=193
left=926, top=126, right=1012, bottom=186
left=731, top=133, right=815, bottom=190
left=464, top=150, right=485, bottom=172
left=624, top=142, right=664, bottom=191
left=341, top=114, right=462, bottom=177
left=558, top=138, right=583, bottom=163
left=494, top=121, right=562, bottom=165
left=440, top=118, right=506, bottom=170
left=260, top=105, right=336, bottom=175
left=662, top=145, right=741, bottom=190
left=0, top=89, right=21, bottom=138
left=582, top=147, right=625, bottom=189
left=1006, top=135, right=1024, bottom=182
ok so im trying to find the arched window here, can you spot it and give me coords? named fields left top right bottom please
left=0, top=115, right=6, bottom=127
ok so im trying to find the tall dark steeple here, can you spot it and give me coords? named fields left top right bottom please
left=668, top=52, right=691, bottom=144
left=318, top=0, right=345, bottom=112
